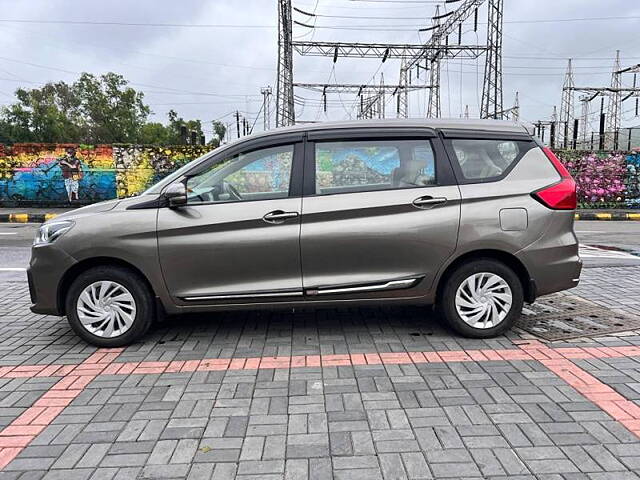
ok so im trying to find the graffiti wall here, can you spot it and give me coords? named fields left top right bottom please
left=1, top=143, right=639, bottom=209
left=0, top=143, right=212, bottom=207
left=556, top=150, right=640, bottom=209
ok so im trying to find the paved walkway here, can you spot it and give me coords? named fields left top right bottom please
left=0, top=267, right=639, bottom=479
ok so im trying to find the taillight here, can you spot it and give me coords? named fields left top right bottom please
left=532, top=147, right=577, bottom=210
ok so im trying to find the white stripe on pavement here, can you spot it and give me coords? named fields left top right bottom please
left=579, top=244, right=639, bottom=259
left=0, top=268, right=26, bottom=272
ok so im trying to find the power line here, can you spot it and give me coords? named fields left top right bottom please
left=296, top=0, right=439, bottom=9
left=0, top=20, right=279, bottom=73
left=0, top=19, right=277, bottom=28
left=0, top=14, right=638, bottom=30
left=347, top=0, right=450, bottom=3
left=0, top=56, right=261, bottom=99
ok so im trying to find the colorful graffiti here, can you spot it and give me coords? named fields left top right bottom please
left=0, top=144, right=212, bottom=206
left=2, top=143, right=640, bottom=209
left=556, top=150, right=640, bottom=209
left=113, top=145, right=211, bottom=198
left=0, top=144, right=116, bottom=206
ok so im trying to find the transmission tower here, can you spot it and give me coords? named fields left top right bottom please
left=276, top=0, right=295, bottom=127
left=559, top=59, right=575, bottom=148
left=512, top=91, right=519, bottom=121
left=480, top=0, right=504, bottom=119
left=397, top=58, right=409, bottom=118
left=378, top=74, right=386, bottom=119
left=261, top=86, right=273, bottom=131
left=492, top=91, right=519, bottom=120
left=280, top=0, right=493, bottom=122
left=563, top=54, right=640, bottom=149
left=606, top=50, right=622, bottom=146
left=579, top=95, right=590, bottom=146
left=426, top=6, right=442, bottom=118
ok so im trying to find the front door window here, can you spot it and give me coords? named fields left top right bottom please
left=186, top=144, right=294, bottom=204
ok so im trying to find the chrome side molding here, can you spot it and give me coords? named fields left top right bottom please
left=182, top=291, right=303, bottom=301
left=307, top=278, right=419, bottom=296
left=182, top=277, right=421, bottom=301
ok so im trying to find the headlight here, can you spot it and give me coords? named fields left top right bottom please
left=34, top=220, right=75, bottom=246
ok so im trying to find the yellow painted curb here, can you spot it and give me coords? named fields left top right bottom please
left=628, top=213, right=640, bottom=221
left=595, top=213, right=612, bottom=220
left=44, top=213, right=58, bottom=221
left=9, top=213, right=29, bottom=223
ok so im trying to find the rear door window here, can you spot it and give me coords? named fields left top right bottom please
left=314, top=139, right=436, bottom=195
left=448, top=139, right=533, bottom=182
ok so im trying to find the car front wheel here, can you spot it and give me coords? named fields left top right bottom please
left=440, top=259, right=523, bottom=338
left=65, top=266, right=154, bottom=347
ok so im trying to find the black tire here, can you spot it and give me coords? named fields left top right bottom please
left=65, top=265, right=154, bottom=347
left=440, top=259, right=523, bottom=338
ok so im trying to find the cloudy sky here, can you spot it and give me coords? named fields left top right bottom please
left=0, top=0, right=639, bottom=140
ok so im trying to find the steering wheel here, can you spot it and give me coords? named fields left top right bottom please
left=223, top=181, right=243, bottom=201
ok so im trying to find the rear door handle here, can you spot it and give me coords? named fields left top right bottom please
left=263, top=210, right=299, bottom=224
left=412, top=196, right=447, bottom=209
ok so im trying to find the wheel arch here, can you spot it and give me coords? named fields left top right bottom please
left=57, top=257, right=157, bottom=316
left=435, top=249, right=535, bottom=305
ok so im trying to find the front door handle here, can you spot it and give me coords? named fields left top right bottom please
left=412, top=196, right=447, bottom=209
left=263, top=210, right=299, bottom=224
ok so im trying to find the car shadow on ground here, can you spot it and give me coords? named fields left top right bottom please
left=130, top=305, right=521, bottom=360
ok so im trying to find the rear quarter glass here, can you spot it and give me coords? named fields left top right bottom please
left=444, top=137, right=536, bottom=185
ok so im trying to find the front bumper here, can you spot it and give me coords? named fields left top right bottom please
left=28, top=245, right=77, bottom=316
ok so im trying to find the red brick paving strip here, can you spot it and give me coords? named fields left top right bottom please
left=542, top=357, right=640, bottom=438
left=0, top=343, right=639, bottom=381
left=0, top=348, right=123, bottom=469
left=1, top=341, right=640, bottom=470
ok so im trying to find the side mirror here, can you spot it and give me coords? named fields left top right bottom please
left=164, top=182, right=187, bottom=208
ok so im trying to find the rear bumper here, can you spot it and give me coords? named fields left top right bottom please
left=28, top=245, right=77, bottom=316
left=519, top=246, right=582, bottom=298
left=516, top=209, right=582, bottom=298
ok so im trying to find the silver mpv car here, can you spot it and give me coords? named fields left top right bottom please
left=28, top=119, right=582, bottom=347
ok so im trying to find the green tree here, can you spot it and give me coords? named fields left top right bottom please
left=0, top=72, right=216, bottom=146
left=210, top=121, right=227, bottom=147
left=74, top=72, right=149, bottom=143
left=137, top=122, right=173, bottom=145
left=0, top=81, right=82, bottom=143
left=166, top=109, right=203, bottom=144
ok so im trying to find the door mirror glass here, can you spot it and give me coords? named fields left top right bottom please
left=164, top=182, right=187, bottom=208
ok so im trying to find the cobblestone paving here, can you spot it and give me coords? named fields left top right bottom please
left=0, top=266, right=638, bottom=479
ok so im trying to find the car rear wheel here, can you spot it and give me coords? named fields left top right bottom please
left=65, top=266, right=154, bottom=347
left=440, top=259, right=523, bottom=338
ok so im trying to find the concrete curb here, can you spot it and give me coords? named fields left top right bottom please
left=575, top=212, right=640, bottom=221
left=1, top=212, right=639, bottom=223
left=0, top=213, right=59, bottom=223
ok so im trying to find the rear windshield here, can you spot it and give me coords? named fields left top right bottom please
left=448, top=139, right=534, bottom=182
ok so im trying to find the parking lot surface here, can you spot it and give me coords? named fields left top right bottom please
left=0, top=222, right=639, bottom=479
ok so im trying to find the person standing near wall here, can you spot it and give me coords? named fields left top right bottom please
left=58, top=147, right=83, bottom=202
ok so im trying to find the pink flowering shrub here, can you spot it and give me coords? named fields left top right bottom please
left=556, top=151, right=628, bottom=208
